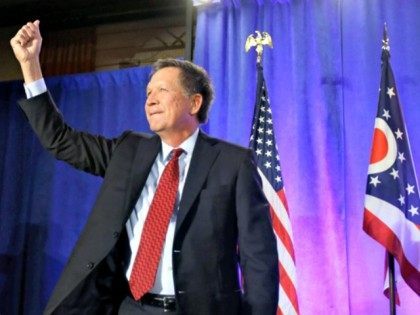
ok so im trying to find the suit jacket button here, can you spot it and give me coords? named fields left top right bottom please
left=86, top=262, right=94, bottom=270
left=113, top=231, right=120, bottom=238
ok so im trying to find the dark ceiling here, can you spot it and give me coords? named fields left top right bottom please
left=0, top=0, right=187, bottom=30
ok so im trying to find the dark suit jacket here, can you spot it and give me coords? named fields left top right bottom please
left=18, top=92, right=278, bottom=315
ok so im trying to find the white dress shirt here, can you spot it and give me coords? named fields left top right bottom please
left=24, top=78, right=199, bottom=295
left=125, top=130, right=198, bottom=294
left=24, top=79, right=47, bottom=97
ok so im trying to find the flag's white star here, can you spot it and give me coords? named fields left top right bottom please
left=259, top=117, right=265, bottom=123
left=382, top=109, right=391, bottom=120
left=258, top=127, right=264, bottom=133
left=408, top=205, right=419, bottom=216
left=267, top=108, right=272, bottom=113
left=394, top=128, right=403, bottom=139
left=276, top=165, right=281, bottom=171
left=250, top=135, right=254, bottom=141
left=387, top=87, right=395, bottom=98
left=406, top=184, right=415, bottom=195
left=260, top=106, right=266, bottom=112
left=370, top=176, right=381, bottom=187
left=390, top=168, right=399, bottom=179
left=264, top=161, right=271, bottom=169
left=261, top=96, right=266, bottom=101
left=275, top=176, right=282, bottom=183
left=266, top=139, right=273, bottom=146
left=267, top=118, right=273, bottom=124
left=255, top=148, right=262, bottom=156
left=252, top=124, right=255, bottom=129
left=276, top=155, right=280, bottom=161
left=267, top=129, right=273, bottom=135
left=398, top=195, right=405, bottom=205
left=265, top=151, right=272, bottom=157
left=398, top=152, right=406, bottom=163
left=256, top=138, right=263, bottom=145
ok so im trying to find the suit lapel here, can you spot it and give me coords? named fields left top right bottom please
left=176, top=132, right=220, bottom=234
left=124, top=135, right=161, bottom=219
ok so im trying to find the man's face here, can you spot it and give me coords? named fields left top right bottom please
left=145, top=67, right=200, bottom=138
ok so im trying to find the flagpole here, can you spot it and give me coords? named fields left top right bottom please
left=365, top=20, right=420, bottom=314
left=382, top=23, right=397, bottom=315
left=245, top=30, right=300, bottom=315
left=387, top=252, right=397, bottom=315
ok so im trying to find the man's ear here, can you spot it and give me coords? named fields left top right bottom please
left=190, top=94, right=203, bottom=115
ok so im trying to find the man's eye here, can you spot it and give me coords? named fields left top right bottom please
left=159, top=88, right=168, bottom=92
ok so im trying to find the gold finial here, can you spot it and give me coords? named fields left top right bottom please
left=245, top=31, right=273, bottom=64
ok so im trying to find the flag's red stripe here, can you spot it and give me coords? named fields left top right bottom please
left=384, top=286, right=401, bottom=305
left=269, top=191, right=299, bottom=314
left=279, top=262, right=300, bottom=313
left=363, top=209, right=420, bottom=294
left=278, top=189, right=290, bottom=215
left=270, top=204, right=296, bottom=262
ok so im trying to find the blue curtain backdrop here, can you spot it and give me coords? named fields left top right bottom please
left=0, top=67, right=151, bottom=314
left=0, top=0, right=419, bottom=314
left=194, top=0, right=419, bottom=314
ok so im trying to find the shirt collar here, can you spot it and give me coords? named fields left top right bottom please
left=161, top=128, right=199, bottom=161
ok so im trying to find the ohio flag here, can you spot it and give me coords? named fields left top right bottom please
left=363, top=29, right=420, bottom=300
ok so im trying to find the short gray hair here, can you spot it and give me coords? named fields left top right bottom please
left=151, top=59, right=214, bottom=123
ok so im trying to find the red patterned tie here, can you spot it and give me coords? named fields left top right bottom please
left=129, top=148, right=184, bottom=300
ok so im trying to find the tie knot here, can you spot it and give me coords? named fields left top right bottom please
left=171, top=148, right=184, bottom=160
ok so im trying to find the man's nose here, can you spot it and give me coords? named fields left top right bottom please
left=146, top=94, right=157, bottom=106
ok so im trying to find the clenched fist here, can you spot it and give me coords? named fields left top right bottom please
left=10, top=20, right=43, bottom=83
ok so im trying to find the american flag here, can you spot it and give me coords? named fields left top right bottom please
left=249, top=64, right=299, bottom=315
left=363, top=30, right=420, bottom=300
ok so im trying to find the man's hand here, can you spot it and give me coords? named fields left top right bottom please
left=10, top=20, right=43, bottom=83
left=11, top=20, right=42, bottom=64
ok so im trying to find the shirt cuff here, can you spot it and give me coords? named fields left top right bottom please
left=24, top=78, right=47, bottom=98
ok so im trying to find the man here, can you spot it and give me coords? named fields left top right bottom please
left=10, top=20, right=278, bottom=314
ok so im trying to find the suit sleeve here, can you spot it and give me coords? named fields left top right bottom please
left=236, top=150, right=279, bottom=314
left=18, top=91, right=129, bottom=177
